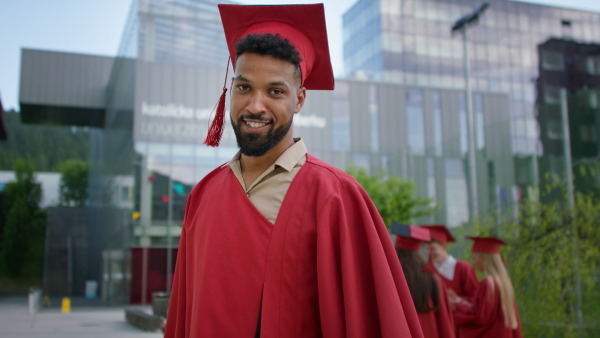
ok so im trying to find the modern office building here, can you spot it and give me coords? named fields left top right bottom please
left=344, top=0, right=600, bottom=196
left=535, top=37, right=600, bottom=198
left=18, top=0, right=600, bottom=303
left=536, top=37, right=600, bottom=159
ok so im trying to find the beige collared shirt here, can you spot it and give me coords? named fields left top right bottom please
left=228, top=138, right=307, bottom=224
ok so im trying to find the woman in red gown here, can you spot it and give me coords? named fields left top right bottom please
left=451, top=237, right=522, bottom=338
left=392, top=223, right=455, bottom=338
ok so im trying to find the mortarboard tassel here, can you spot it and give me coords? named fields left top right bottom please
left=423, top=247, right=438, bottom=275
left=203, top=58, right=231, bottom=147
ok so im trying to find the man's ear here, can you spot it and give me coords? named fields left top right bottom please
left=294, top=87, right=307, bottom=114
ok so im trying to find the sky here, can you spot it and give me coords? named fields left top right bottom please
left=1, top=0, right=599, bottom=112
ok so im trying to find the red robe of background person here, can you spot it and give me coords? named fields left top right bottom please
left=417, top=274, right=456, bottom=338
left=436, top=260, right=479, bottom=299
left=454, top=277, right=523, bottom=338
left=164, top=155, right=424, bottom=337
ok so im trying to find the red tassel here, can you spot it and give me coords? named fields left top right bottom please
left=423, top=248, right=438, bottom=275
left=203, top=87, right=227, bottom=147
left=203, top=58, right=231, bottom=147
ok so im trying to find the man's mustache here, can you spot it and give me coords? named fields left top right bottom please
left=238, top=113, right=273, bottom=123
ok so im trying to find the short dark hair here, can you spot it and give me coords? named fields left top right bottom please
left=234, top=33, right=302, bottom=84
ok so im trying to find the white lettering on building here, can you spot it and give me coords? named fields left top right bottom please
left=141, top=102, right=327, bottom=129
left=141, top=102, right=217, bottom=120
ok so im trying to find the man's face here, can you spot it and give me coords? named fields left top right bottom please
left=425, top=241, right=448, bottom=263
left=230, top=53, right=306, bottom=157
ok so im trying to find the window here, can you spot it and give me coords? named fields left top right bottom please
left=352, top=153, right=371, bottom=173
left=380, top=155, right=390, bottom=174
left=121, top=186, right=131, bottom=203
left=432, top=91, right=443, bottom=156
left=406, top=88, right=425, bottom=155
left=544, top=85, right=561, bottom=104
left=541, top=50, right=564, bottom=71
left=487, top=161, right=497, bottom=210
left=147, top=142, right=170, bottom=164
left=332, top=82, right=351, bottom=152
left=217, top=146, right=238, bottom=164
left=369, top=85, right=380, bottom=153
left=585, top=56, right=600, bottom=75
left=427, top=158, right=437, bottom=208
left=547, top=120, right=563, bottom=140
left=514, top=118, right=526, bottom=138
left=589, top=91, right=598, bottom=109
left=580, top=125, right=597, bottom=143
left=445, top=158, right=469, bottom=227
left=458, top=93, right=468, bottom=155
left=171, top=143, right=194, bottom=165
left=474, top=94, right=485, bottom=150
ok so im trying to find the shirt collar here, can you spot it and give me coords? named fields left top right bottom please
left=434, top=254, right=457, bottom=280
left=273, top=138, right=307, bottom=172
left=435, top=254, right=456, bottom=269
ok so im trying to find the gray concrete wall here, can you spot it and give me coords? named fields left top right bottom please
left=19, top=49, right=114, bottom=127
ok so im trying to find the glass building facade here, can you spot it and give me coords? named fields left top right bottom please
left=90, top=0, right=236, bottom=303
left=20, top=0, right=600, bottom=303
left=343, top=0, right=600, bottom=209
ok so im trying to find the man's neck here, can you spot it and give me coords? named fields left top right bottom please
left=436, top=253, right=450, bottom=265
left=239, top=137, right=295, bottom=187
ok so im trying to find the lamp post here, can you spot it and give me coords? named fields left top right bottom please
left=560, top=88, right=583, bottom=331
left=452, top=2, right=489, bottom=219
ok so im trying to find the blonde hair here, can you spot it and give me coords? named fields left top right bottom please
left=477, top=253, right=518, bottom=329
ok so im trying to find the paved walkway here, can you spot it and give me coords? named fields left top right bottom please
left=0, top=297, right=163, bottom=338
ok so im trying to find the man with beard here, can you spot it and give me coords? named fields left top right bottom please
left=164, top=4, right=424, bottom=338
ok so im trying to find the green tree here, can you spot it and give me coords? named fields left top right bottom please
left=56, top=159, right=89, bottom=207
left=346, top=165, right=436, bottom=227
left=0, top=159, right=45, bottom=281
left=465, top=185, right=600, bottom=337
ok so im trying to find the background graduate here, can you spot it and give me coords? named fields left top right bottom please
left=422, top=225, right=479, bottom=301
left=393, top=223, right=455, bottom=338
left=164, top=4, right=423, bottom=337
left=451, top=237, right=522, bottom=338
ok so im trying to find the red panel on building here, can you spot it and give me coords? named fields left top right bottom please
left=130, top=247, right=178, bottom=304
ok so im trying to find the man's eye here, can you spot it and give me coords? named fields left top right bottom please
left=271, top=89, right=284, bottom=95
left=237, top=84, right=250, bottom=91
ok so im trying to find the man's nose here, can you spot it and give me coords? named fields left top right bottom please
left=246, top=92, right=267, bottom=114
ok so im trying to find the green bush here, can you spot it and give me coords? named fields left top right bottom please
left=0, top=159, right=46, bottom=282
left=464, top=187, right=600, bottom=337
left=346, top=165, right=436, bottom=227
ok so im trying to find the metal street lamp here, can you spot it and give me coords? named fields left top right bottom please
left=452, top=2, right=489, bottom=219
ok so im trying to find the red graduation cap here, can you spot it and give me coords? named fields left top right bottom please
left=391, top=223, right=431, bottom=251
left=421, top=225, right=456, bottom=244
left=204, top=4, right=335, bottom=147
left=466, top=236, right=508, bottom=254
left=219, top=4, right=334, bottom=90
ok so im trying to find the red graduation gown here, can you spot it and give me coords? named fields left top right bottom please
left=437, top=260, right=479, bottom=299
left=417, top=275, right=456, bottom=338
left=454, top=277, right=522, bottom=338
left=164, top=155, right=424, bottom=338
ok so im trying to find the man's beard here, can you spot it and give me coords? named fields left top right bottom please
left=231, top=112, right=294, bottom=157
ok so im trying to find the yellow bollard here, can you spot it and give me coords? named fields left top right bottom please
left=61, top=297, right=71, bottom=313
